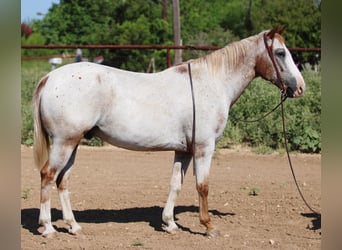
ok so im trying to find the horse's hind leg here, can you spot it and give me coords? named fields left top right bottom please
left=162, top=151, right=192, bottom=233
left=56, top=146, right=82, bottom=235
left=39, top=160, right=57, bottom=237
left=39, top=138, right=80, bottom=237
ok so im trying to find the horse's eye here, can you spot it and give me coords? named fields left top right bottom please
left=275, top=49, right=286, bottom=58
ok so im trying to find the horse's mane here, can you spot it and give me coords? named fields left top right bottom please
left=193, top=33, right=260, bottom=75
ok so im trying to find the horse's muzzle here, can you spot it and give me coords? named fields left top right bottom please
left=283, top=76, right=298, bottom=98
left=285, top=86, right=295, bottom=98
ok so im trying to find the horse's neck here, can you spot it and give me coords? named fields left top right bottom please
left=193, top=37, right=260, bottom=106
left=224, top=52, right=258, bottom=106
left=226, top=68, right=256, bottom=106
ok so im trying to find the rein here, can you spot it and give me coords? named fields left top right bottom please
left=231, top=95, right=320, bottom=216
left=280, top=99, right=321, bottom=216
left=230, top=95, right=287, bottom=123
left=264, top=33, right=320, bottom=216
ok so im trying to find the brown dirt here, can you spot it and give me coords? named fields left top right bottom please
left=21, top=145, right=321, bottom=249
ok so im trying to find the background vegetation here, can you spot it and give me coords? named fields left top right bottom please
left=22, top=0, right=321, bottom=70
left=21, top=0, right=321, bottom=153
left=218, top=70, right=321, bottom=153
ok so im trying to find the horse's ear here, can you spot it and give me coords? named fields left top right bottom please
left=267, top=27, right=278, bottom=39
left=267, top=26, right=285, bottom=39
left=277, top=26, right=286, bottom=35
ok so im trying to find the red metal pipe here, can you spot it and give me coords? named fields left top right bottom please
left=21, top=44, right=321, bottom=52
left=21, top=45, right=321, bottom=68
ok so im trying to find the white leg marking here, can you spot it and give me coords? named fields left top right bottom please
left=162, top=162, right=182, bottom=233
left=58, top=189, right=82, bottom=234
left=39, top=200, right=56, bottom=237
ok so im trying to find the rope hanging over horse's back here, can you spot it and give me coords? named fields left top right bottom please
left=187, top=63, right=196, bottom=172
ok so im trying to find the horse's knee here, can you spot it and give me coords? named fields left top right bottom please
left=40, top=161, right=57, bottom=186
left=197, top=182, right=209, bottom=196
left=40, top=162, right=58, bottom=203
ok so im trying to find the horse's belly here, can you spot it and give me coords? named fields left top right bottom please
left=95, top=123, right=189, bottom=152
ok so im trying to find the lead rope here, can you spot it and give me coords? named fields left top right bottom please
left=229, top=93, right=320, bottom=216
left=263, top=32, right=319, bottom=215
left=188, top=63, right=196, bottom=172
left=280, top=96, right=321, bottom=216
left=230, top=95, right=287, bottom=123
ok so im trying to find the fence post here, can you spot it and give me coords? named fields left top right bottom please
left=166, top=48, right=171, bottom=68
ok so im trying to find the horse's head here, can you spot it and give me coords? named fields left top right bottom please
left=256, top=27, right=305, bottom=98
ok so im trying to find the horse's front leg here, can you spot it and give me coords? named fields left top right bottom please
left=162, top=151, right=192, bottom=233
left=194, top=143, right=220, bottom=237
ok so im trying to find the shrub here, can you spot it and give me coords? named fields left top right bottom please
left=218, top=69, right=321, bottom=153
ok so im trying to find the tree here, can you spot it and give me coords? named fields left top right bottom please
left=21, top=23, right=32, bottom=38
left=250, top=0, right=321, bottom=65
left=39, top=0, right=172, bottom=71
left=30, top=0, right=320, bottom=71
left=21, top=20, right=53, bottom=57
left=250, top=0, right=321, bottom=49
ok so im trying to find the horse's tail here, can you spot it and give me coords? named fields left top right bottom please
left=32, top=76, right=50, bottom=171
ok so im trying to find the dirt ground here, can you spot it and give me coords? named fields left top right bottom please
left=21, top=145, right=321, bottom=249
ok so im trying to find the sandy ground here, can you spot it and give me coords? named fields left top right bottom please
left=21, top=145, right=321, bottom=249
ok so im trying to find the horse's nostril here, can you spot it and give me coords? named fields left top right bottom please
left=298, top=87, right=301, bottom=95
left=295, top=86, right=305, bottom=97
left=299, top=86, right=304, bottom=95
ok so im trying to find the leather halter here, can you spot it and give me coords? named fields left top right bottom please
left=263, top=33, right=287, bottom=96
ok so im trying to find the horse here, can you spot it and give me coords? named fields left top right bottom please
left=32, top=27, right=305, bottom=237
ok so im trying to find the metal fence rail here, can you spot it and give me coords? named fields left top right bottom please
left=21, top=44, right=321, bottom=68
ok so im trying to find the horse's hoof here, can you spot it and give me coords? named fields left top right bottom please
left=42, top=230, right=56, bottom=238
left=162, top=224, right=178, bottom=234
left=206, top=228, right=220, bottom=237
left=168, top=228, right=178, bottom=235
left=41, top=225, right=57, bottom=238
left=68, top=224, right=82, bottom=235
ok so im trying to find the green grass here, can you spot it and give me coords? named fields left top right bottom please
left=132, top=239, right=144, bottom=247
left=248, top=187, right=260, bottom=196
left=21, top=188, right=31, bottom=200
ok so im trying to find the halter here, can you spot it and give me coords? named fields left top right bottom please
left=263, top=33, right=287, bottom=96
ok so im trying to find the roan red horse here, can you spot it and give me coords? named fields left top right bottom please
left=33, top=27, right=305, bottom=237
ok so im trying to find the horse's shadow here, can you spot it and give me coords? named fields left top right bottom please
left=21, top=205, right=234, bottom=236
